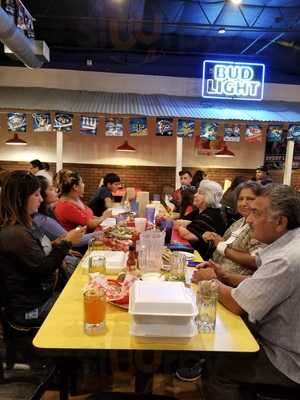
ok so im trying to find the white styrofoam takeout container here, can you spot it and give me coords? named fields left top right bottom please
left=129, top=280, right=197, bottom=317
left=130, top=315, right=198, bottom=337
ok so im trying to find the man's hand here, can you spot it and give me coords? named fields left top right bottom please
left=192, top=267, right=217, bottom=283
left=102, top=208, right=113, bottom=219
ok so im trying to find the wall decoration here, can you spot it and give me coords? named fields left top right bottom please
left=156, top=118, right=173, bottom=136
left=53, top=112, right=73, bottom=132
left=194, top=136, right=222, bottom=157
left=224, top=124, right=241, bottom=142
left=105, top=117, right=124, bottom=136
left=267, top=126, right=283, bottom=143
left=32, top=112, right=52, bottom=132
left=129, top=117, right=148, bottom=136
left=287, top=125, right=300, bottom=141
left=200, top=122, right=218, bottom=141
left=80, top=116, right=98, bottom=136
left=7, top=112, right=27, bottom=132
left=245, top=124, right=263, bottom=143
left=202, top=60, right=265, bottom=101
left=177, top=119, right=195, bottom=138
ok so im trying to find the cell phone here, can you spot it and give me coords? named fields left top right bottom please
left=160, top=199, right=171, bottom=213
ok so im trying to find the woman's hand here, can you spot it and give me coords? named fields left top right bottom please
left=65, top=226, right=86, bottom=245
left=202, top=231, right=223, bottom=247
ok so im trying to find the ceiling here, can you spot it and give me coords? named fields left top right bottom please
left=2, top=0, right=300, bottom=82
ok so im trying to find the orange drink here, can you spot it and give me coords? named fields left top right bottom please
left=83, top=288, right=106, bottom=335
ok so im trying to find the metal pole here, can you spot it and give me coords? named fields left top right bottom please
left=56, top=130, right=63, bottom=172
left=283, top=140, right=294, bottom=185
left=176, top=136, right=183, bottom=189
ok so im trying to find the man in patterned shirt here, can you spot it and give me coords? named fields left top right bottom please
left=194, top=184, right=300, bottom=399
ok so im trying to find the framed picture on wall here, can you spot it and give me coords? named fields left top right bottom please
left=130, top=117, right=148, bottom=136
left=105, top=117, right=124, bottom=136
left=224, top=124, right=241, bottom=142
left=200, top=122, right=218, bottom=141
left=287, top=125, right=300, bottom=141
left=245, top=124, right=263, bottom=143
left=53, top=112, right=73, bottom=132
left=32, top=112, right=52, bottom=132
left=156, top=118, right=173, bottom=136
left=80, top=116, right=98, bottom=136
left=177, top=119, right=195, bottom=138
left=267, top=125, right=283, bottom=142
left=7, top=112, right=27, bottom=132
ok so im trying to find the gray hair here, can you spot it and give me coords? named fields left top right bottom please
left=260, top=184, right=300, bottom=230
left=198, top=179, right=223, bottom=208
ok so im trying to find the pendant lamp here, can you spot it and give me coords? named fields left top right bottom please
left=215, top=144, right=235, bottom=158
left=5, top=133, right=27, bottom=145
left=116, top=140, right=136, bottom=152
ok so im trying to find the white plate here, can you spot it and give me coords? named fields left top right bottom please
left=177, top=251, right=194, bottom=260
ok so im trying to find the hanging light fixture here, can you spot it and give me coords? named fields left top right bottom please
left=116, top=140, right=136, bottom=152
left=215, top=144, right=235, bottom=158
left=5, top=133, right=27, bottom=146
left=218, top=27, right=226, bottom=34
left=231, top=0, right=242, bottom=5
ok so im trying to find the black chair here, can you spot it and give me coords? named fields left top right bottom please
left=0, top=303, right=57, bottom=400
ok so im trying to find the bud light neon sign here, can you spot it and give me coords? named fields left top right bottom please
left=202, top=60, right=265, bottom=101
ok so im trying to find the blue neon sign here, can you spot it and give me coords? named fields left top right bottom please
left=202, top=60, right=265, bottom=101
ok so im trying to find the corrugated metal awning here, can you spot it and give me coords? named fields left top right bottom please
left=0, top=87, right=300, bottom=123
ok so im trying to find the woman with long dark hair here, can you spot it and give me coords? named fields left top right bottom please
left=54, top=170, right=111, bottom=231
left=0, top=171, right=85, bottom=327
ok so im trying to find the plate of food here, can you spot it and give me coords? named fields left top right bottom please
left=177, top=251, right=194, bottom=260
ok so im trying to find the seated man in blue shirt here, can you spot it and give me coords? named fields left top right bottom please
left=193, top=184, right=300, bottom=399
left=89, top=173, right=121, bottom=217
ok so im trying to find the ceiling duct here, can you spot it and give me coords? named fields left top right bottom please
left=0, top=6, right=49, bottom=68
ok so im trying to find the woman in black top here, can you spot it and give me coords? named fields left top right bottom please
left=174, top=180, right=226, bottom=260
left=0, top=171, right=85, bottom=327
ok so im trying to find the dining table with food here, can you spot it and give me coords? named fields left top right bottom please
left=33, top=214, right=259, bottom=399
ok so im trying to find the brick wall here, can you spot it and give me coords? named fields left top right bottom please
left=1, top=161, right=300, bottom=201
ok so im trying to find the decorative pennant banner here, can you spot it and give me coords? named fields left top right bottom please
left=105, top=117, right=123, bottom=136
left=267, top=126, right=283, bottom=143
left=287, top=125, right=300, bottom=141
left=54, top=112, right=73, bottom=132
left=80, top=116, right=98, bottom=136
left=7, top=112, right=27, bottom=132
left=177, top=119, right=195, bottom=138
left=224, top=124, right=241, bottom=142
left=245, top=124, right=263, bottom=143
left=130, top=117, right=148, bottom=136
left=32, top=112, right=52, bottom=132
left=200, top=122, right=218, bottom=141
left=156, top=118, right=173, bottom=136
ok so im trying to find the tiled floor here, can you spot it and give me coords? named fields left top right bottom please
left=42, top=372, right=203, bottom=400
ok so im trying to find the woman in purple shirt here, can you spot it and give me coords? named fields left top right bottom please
left=33, top=176, right=97, bottom=249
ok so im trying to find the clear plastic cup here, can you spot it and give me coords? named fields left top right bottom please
left=89, top=255, right=106, bottom=275
left=196, top=280, right=218, bottom=333
left=134, top=217, right=147, bottom=233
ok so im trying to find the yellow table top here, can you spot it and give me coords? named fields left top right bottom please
left=33, top=255, right=259, bottom=353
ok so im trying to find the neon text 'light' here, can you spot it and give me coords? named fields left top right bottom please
left=202, top=60, right=265, bottom=101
